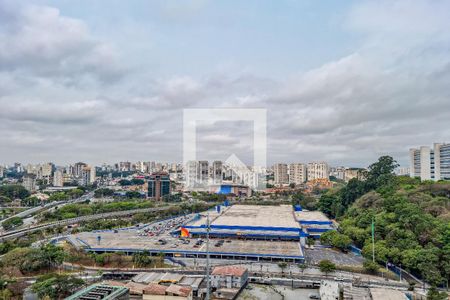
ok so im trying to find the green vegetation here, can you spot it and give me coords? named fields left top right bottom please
left=362, top=259, right=380, bottom=274
left=318, top=156, right=450, bottom=287
left=0, top=185, right=30, bottom=201
left=2, top=216, right=23, bottom=230
left=1, top=244, right=65, bottom=276
left=40, top=199, right=155, bottom=221
left=318, top=259, right=336, bottom=275
left=32, top=273, right=84, bottom=299
left=426, top=286, right=448, bottom=300
left=94, top=188, right=114, bottom=198
left=319, top=230, right=352, bottom=251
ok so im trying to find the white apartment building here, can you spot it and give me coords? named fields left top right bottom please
left=212, top=161, right=223, bottom=185
left=211, top=266, right=248, bottom=289
left=288, top=163, right=307, bottom=185
left=307, top=162, right=330, bottom=181
left=185, top=160, right=209, bottom=189
left=53, top=169, right=64, bottom=187
left=0, top=166, right=4, bottom=178
left=273, top=163, right=289, bottom=185
left=80, top=166, right=96, bottom=186
left=410, top=143, right=450, bottom=181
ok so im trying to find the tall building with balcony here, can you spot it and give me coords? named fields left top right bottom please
left=185, top=160, right=209, bottom=189
left=148, top=172, right=171, bottom=200
left=409, top=143, right=450, bottom=181
left=53, top=169, right=64, bottom=187
left=288, top=163, right=306, bottom=185
left=212, top=161, right=223, bottom=185
left=22, top=174, right=37, bottom=192
left=273, top=163, right=289, bottom=185
left=80, top=166, right=96, bottom=186
left=307, top=162, right=329, bottom=181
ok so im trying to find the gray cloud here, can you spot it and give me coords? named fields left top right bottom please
left=0, top=0, right=450, bottom=168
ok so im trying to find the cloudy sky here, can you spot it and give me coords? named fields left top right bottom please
left=1, top=0, right=449, bottom=168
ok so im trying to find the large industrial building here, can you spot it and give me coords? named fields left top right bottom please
left=66, top=205, right=334, bottom=264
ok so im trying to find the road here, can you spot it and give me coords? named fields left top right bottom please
left=0, top=191, right=94, bottom=229
left=0, top=205, right=174, bottom=241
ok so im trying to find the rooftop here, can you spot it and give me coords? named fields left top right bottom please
left=212, top=266, right=247, bottom=277
left=295, top=210, right=331, bottom=222
left=65, top=284, right=129, bottom=300
left=166, top=284, right=192, bottom=297
left=370, top=288, right=408, bottom=300
left=143, top=284, right=167, bottom=295
left=199, top=205, right=300, bottom=229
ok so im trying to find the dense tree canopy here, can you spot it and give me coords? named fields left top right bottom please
left=318, top=156, right=450, bottom=287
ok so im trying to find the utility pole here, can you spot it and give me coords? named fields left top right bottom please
left=206, top=212, right=211, bottom=300
left=371, top=217, right=375, bottom=262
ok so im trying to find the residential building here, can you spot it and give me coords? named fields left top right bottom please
left=330, top=166, right=346, bottom=181
left=409, top=143, right=450, bottom=181
left=0, top=166, right=3, bottom=178
left=344, top=168, right=365, bottom=182
left=211, top=266, right=248, bottom=289
left=143, top=284, right=192, bottom=300
left=307, top=162, right=329, bottom=181
left=148, top=172, right=171, bottom=200
left=185, top=160, right=209, bottom=189
left=273, top=163, right=288, bottom=185
left=212, top=160, right=223, bottom=185
left=288, top=163, right=307, bottom=185
left=53, top=169, right=64, bottom=187
left=22, top=174, right=37, bottom=192
left=80, top=166, right=96, bottom=186
left=41, top=162, right=53, bottom=178
left=74, top=162, right=87, bottom=178
left=396, top=167, right=410, bottom=176
left=119, top=161, right=132, bottom=172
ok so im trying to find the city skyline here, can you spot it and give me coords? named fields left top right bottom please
left=1, top=1, right=450, bottom=167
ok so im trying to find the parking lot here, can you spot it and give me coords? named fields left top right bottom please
left=68, top=214, right=304, bottom=261
left=304, top=247, right=363, bottom=266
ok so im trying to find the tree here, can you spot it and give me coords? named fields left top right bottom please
left=31, top=274, right=84, bottom=299
left=318, top=260, right=336, bottom=276
left=278, top=262, right=288, bottom=274
left=0, top=185, right=30, bottom=200
left=364, top=156, right=399, bottom=192
left=298, top=263, right=307, bottom=275
left=331, top=233, right=352, bottom=251
left=2, top=217, right=23, bottom=230
left=426, top=286, right=447, bottom=300
left=363, top=260, right=379, bottom=274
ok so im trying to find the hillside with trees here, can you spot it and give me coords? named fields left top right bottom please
left=319, top=156, right=450, bottom=287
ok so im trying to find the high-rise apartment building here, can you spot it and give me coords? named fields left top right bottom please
left=80, top=166, right=96, bottom=186
left=22, top=174, right=37, bottom=192
left=288, top=163, right=307, bottom=185
left=74, top=162, right=87, bottom=178
left=409, top=143, right=450, bottom=181
left=273, top=163, right=289, bottom=185
left=0, top=166, right=3, bottom=178
left=307, top=162, right=329, bottom=181
left=185, top=160, right=209, bottom=189
left=148, top=172, right=171, bottom=200
left=212, top=161, right=223, bottom=185
left=53, top=169, right=64, bottom=187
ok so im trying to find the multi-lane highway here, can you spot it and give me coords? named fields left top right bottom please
left=0, top=191, right=94, bottom=226
left=0, top=205, right=173, bottom=241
